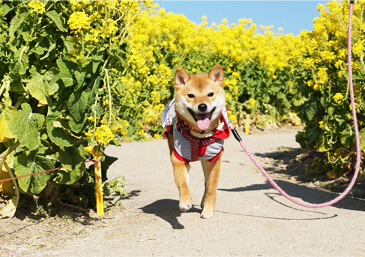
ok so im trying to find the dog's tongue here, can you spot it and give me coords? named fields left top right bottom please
left=196, top=114, right=211, bottom=130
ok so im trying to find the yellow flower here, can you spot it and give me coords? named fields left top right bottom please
left=315, top=67, right=329, bottom=84
left=103, top=100, right=110, bottom=106
left=95, top=125, right=114, bottom=145
left=313, top=83, right=319, bottom=91
left=319, top=121, right=324, bottom=128
left=28, top=1, right=45, bottom=14
left=68, top=11, right=91, bottom=34
left=247, top=98, right=256, bottom=109
left=84, top=146, right=103, bottom=159
left=84, top=146, right=94, bottom=155
left=333, top=93, right=344, bottom=104
left=349, top=103, right=360, bottom=113
left=229, top=113, right=237, bottom=124
left=85, top=131, right=93, bottom=137
left=238, top=18, right=246, bottom=24
left=113, top=121, right=129, bottom=136
left=232, top=72, right=240, bottom=78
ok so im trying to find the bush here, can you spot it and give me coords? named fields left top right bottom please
left=0, top=0, right=149, bottom=208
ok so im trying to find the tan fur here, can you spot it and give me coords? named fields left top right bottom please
left=167, top=64, right=225, bottom=219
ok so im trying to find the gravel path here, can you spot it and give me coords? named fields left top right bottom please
left=2, top=128, right=364, bottom=256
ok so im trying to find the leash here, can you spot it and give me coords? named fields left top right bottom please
left=229, top=0, right=361, bottom=208
left=0, top=159, right=100, bottom=183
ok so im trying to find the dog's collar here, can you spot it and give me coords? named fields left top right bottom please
left=177, top=117, right=217, bottom=135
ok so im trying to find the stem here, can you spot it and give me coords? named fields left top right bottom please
left=0, top=141, right=20, bottom=159
left=104, top=69, right=113, bottom=127
left=0, top=75, right=10, bottom=98
left=19, top=46, right=27, bottom=63
left=101, top=55, right=110, bottom=72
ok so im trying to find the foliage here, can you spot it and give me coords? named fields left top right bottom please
left=0, top=0, right=149, bottom=207
left=294, top=1, right=365, bottom=178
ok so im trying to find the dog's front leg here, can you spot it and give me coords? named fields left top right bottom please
left=200, top=152, right=223, bottom=219
left=171, top=154, right=192, bottom=212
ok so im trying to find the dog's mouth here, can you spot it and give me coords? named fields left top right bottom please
left=188, top=107, right=216, bottom=131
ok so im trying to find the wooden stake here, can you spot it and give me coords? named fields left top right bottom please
left=245, top=114, right=250, bottom=134
left=94, top=158, right=104, bottom=216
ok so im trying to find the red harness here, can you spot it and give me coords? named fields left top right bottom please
left=164, top=116, right=230, bottom=163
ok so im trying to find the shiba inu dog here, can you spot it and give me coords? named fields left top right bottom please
left=162, top=64, right=230, bottom=219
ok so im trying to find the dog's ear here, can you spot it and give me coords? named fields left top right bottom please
left=174, top=68, right=190, bottom=89
left=208, top=64, right=224, bottom=85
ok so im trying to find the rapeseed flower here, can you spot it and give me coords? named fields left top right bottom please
left=95, top=125, right=114, bottom=145
left=68, top=11, right=90, bottom=34
left=333, top=93, right=344, bottom=104
left=28, top=0, right=45, bottom=14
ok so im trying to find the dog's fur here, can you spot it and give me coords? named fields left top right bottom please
left=165, top=64, right=226, bottom=219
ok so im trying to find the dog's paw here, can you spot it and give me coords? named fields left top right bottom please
left=179, top=200, right=192, bottom=212
left=200, top=207, right=214, bottom=219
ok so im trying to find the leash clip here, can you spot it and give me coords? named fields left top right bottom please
left=228, top=120, right=242, bottom=142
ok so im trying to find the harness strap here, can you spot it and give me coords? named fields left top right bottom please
left=177, top=121, right=217, bottom=161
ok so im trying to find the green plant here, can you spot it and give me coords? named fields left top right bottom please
left=0, top=0, right=148, bottom=213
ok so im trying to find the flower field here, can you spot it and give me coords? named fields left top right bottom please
left=0, top=0, right=364, bottom=214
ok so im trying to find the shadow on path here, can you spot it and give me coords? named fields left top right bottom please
left=141, top=199, right=200, bottom=229
left=219, top=179, right=365, bottom=212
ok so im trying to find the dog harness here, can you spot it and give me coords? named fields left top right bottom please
left=161, top=100, right=230, bottom=163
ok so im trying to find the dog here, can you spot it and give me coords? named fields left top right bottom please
left=161, top=64, right=230, bottom=219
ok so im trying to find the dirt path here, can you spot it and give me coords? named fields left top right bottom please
left=1, top=128, right=365, bottom=256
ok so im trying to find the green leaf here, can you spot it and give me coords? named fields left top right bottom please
left=89, top=75, right=101, bottom=105
left=9, top=103, right=45, bottom=151
left=74, top=71, right=86, bottom=90
left=45, top=10, right=66, bottom=32
left=340, top=126, right=355, bottom=149
left=14, top=151, right=54, bottom=195
left=40, top=38, right=56, bottom=60
left=0, top=3, right=12, bottom=16
left=316, top=133, right=332, bottom=152
left=12, top=46, right=29, bottom=75
left=301, top=99, right=317, bottom=121
left=57, top=145, right=86, bottom=185
left=69, top=114, right=87, bottom=134
left=46, top=108, right=80, bottom=147
left=68, top=90, right=89, bottom=122
left=0, top=107, right=16, bottom=140
left=359, top=128, right=365, bottom=151
left=59, top=145, right=87, bottom=170
left=54, top=59, right=74, bottom=87
left=9, top=13, right=28, bottom=39
left=26, top=70, right=48, bottom=106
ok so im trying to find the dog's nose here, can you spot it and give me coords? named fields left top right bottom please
left=198, top=103, right=207, bottom=112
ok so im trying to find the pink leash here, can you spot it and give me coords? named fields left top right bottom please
left=229, top=1, right=361, bottom=208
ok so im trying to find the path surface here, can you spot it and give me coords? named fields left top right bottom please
left=2, top=128, right=365, bottom=256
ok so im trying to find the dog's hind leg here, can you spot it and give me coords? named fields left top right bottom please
left=171, top=154, right=192, bottom=212
left=200, top=151, right=223, bottom=219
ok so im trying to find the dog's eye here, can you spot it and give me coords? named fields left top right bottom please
left=207, top=92, right=214, bottom=97
left=188, top=94, right=195, bottom=98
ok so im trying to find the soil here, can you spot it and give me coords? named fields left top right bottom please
left=1, top=127, right=365, bottom=256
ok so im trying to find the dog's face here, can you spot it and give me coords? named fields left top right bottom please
left=174, top=65, right=225, bottom=131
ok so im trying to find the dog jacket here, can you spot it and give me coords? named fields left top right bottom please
left=161, top=100, right=230, bottom=163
